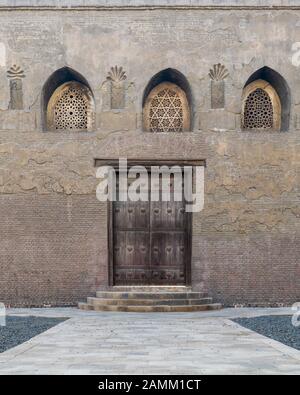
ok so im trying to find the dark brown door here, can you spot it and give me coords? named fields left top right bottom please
left=113, top=200, right=151, bottom=284
left=113, top=174, right=190, bottom=285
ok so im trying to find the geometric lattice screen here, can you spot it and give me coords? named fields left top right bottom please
left=243, top=88, right=274, bottom=129
left=144, top=81, right=190, bottom=133
left=46, top=80, right=95, bottom=132
left=53, top=84, right=89, bottom=130
left=149, top=88, right=184, bottom=132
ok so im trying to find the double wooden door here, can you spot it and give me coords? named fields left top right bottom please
left=112, top=176, right=191, bottom=285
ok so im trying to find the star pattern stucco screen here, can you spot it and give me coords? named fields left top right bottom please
left=242, top=79, right=281, bottom=131
left=143, top=82, right=190, bottom=132
left=47, top=81, right=94, bottom=131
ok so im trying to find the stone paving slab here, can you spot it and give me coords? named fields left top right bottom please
left=0, top=307, right=299, bottom=374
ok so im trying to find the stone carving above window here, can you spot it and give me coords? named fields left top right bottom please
left=143, top=82, right=190, bottom=132
left=209, top=63, right=229, bottom=109
left=46, top=81, right=94, bottom=131
left=7, top=64, right=25, bottom=110
left=107, top=66, right=127, bottom=110
left=242, top=79, right=281, bottom=131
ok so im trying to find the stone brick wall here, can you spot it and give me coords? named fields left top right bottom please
left=0, top=3, right=299, bottom=306
left=0, top=194, right=108, bottom=306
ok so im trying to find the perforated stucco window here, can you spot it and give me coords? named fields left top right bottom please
left=242, top=79, right=281, bottom=131
left=46, top=81, right=94, bottom=131
left=143, top=82, right=190, bottom=132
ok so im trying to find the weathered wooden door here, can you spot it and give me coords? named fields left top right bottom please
left=112, top=173, right=190, bottom=285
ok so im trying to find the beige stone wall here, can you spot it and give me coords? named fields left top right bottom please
left=0, top=6, right=299, bottom=306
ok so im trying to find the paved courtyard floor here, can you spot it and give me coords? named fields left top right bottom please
left=0, top=307, right=299, bottom=374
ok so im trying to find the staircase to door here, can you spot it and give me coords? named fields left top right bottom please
left=78, top=286, right=222, bottom=312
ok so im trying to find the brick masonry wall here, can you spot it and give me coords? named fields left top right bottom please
left=0, top=194, right=108, bottom=306
left=0, top=6, right=299, bottom=306
left=1, top=192, right=299, bottom=307
left=192, top=234, right=300, bottom=306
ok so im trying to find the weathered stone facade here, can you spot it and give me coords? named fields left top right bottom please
left=0, top=0, right=299, bottom=306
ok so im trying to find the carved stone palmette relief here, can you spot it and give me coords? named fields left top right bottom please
left=209, top=63, right=229, bottom=109
left=7, top=65, right=25, bottom=110
left=143, top=82, right=190, bottom=132
left=107, top=66, right=127, bottom=110
left=107, top=65, right=127, bottom=83
left=209, top=63, right=229, bottom=81
left=47, top=81, right=94, bottom=131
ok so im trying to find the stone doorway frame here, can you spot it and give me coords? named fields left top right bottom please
left=94, top=159, right=205, bottom=287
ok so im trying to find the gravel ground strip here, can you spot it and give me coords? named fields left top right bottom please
left=0, top=316, right=67, bottom=353
left=233, top=315, right=300, bottom=351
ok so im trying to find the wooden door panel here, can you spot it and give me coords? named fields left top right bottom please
left=114, top=230, right=150, bottom=284
left=150, top=232, right=186, bottom=284
left=112, top=169, right=190, bottom=286
left=114, top=201, right=149, bottom=230
left=151, top=201, right=187, bottom=230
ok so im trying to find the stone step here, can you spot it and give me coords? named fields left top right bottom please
left=78, top=302, right=93, bottom=311
left=80, top=287, right=221, bottom=313
left=78, top=303, right=222, bottom=313
left=95, top=291, right=208, bottom=300
left=111, top=286, right=192, bottom=292
left=87, top=297, right=213, bottom=306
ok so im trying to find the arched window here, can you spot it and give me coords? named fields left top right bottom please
left=242, top=80, right=281, bottom=130
left=143, top=69, right=192, bottom=132
left=242, top=67, right=290, bottom=132
left=244, top=88, right=273, bottom=129
left=144, top=82, right=189, bottom=132
left=47, top=81, right=93, bottom=131
left=42, top=67, right=95, bottom=131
